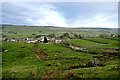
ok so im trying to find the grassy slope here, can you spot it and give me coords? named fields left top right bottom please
left=2, top=42, right=94, bottom=78
left=84, top=48, right=119, bottom=53
left=68, top=39, right=102, bottom=47
left=2, top=42, right=119, bottom=78
left=85, top=38, right=119, bottom=48
left=85, top=38, right=118, bottom=45
left=62, top=59, right=118, bottom=78
left=106, top=37, right=120, bottom=40
left=2, top=26, right=119, bottom=78
left=68, top=38, right=119, bottom=53
left=2, top=26, right=118, bottom=38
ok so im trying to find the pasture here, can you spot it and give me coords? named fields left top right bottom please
left=2, top=26, right=119, bottom=79
left=68, top=39, right=102, bottom=47
left=2, top=26, right=118, bottom=38
left=85, top=38, right=119, bottom=45
left=85, top=38, right=119, bottom=48
left=2, top=41, right=119, bottom=79
left=106, top=37, right=120, bottom=41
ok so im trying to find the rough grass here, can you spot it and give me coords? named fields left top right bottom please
left=68, top=39, right=102, bottom=47
left=84, top=48, right=119, bottom=53
left=106, top=37, right=120, bottom=41
left=2, top=26, right=118, bottom=38
left=59, top=59, right=118, bottom=78
left=84, top=38, right=119, bottom=48
left=85, top=38, right=119, bottom=45
left=2, top=42, right=94, bottom=78
left=2, top=41, right=119, bottom=79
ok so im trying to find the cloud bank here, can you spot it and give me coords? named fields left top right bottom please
left=2, top=2, right=118, bottom=28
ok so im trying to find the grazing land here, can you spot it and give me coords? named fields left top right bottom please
left=106, top=37, right=120, bottom=41
left=85, top=38, right=119, bottom=45
left=85, top=38, right=119, bottom=48
left=2, top=25, right=118, bottom=38
left=68, top=39, right=102, bottom=47
left=1, top=25, right=120, bottom=79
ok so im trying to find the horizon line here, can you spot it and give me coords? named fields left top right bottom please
left=1, top=24, right=118, bottom=28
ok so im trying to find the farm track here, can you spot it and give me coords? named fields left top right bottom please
left=68, top=42, right=111, bottom=48
left=59, top=43, right=119, bottom=55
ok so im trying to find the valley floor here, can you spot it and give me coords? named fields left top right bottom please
left=2, top=37, right=120, bottom=79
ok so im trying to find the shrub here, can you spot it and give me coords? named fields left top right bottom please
left=44, top=37, right=48, bottom=43
left=65, top=70, right=74, bottom=78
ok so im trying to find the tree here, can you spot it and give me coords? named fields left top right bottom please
left=35, top=35, right=41, bottom=38
left=79, top=34, right=82, bottom=38
left=60, top=33, right=70, bottom=39
left=32, top=33, right=36, bottom=35
left=48, top=33, right=55, bottom=38
left=60, top=35, right=63, bottom=39
left=74, top=34, right=78, bottom=38
left=44, top=37, right=48, bottom=43
left=2, top=35, right=6, bottom=37
left=99, top=34, right=108, bottom=38
left=63, top=33, right=69, bottom=37
left=74, top=34, right=77, bottom=37
left=38, top=31, right=41, bottom=33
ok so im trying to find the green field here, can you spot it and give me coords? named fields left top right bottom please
left=2, top=41, right=119, bottom=79
left=106, top=37, right=120, bottom=40
left=84, top=38, right=119, bottom=48
left=2, top=42, right=93, bottom=78
left=85, top=38, right=119, bottom=45
left=2, top=26, right=120, bottom=79
left=84, top=48, right=119, bottom=53
left=68, top=39, right=102, bottom=47
left=2, top=26, right=118, bottom=38
left=66, top=38, right=119, bottom=49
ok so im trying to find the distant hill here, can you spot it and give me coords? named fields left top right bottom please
left=1, top=24, right=118, bottom=29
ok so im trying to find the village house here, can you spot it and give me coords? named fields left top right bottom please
left=46, top=37, right=51, bottom=41
left=39, top=36, right=44, bottom=42
left=26, top=37, right=35, bottom=41
left=25, top=39, right=38, bottom=44
left=115, top=34, right=120, bottom=37
left=36, top=36, right=62, bottom=43
left=37, top=36, right=51, bottom=43
left=51, top=38, right=56, bottom=42
left=11, top=38, right=18, bottom=42
left=3, top=38, right=9, bottom=41
left=111, top=34, right=115, bottom=37
left=3, top=35, right=62, bottom=44
left=24, top=37, right=38, bottom=43
left=18, top=38, right=25, bottom=42
left=54, top=39, right=61, bottom=43
left=6, top=39, right=10, bottom=42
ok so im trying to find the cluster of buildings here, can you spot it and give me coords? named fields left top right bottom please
left=2, top=33, right=120, bottom=44
left=3, top=36, right=62, bottom=44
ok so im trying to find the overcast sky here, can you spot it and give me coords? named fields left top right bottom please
left=2, top=2, right=118, bottom=28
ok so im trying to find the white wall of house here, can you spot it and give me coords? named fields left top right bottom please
left=55, top=40, right=61, bottom=43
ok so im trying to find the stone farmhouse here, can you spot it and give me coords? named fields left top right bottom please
left=3, top=36, right=62, bottom=44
